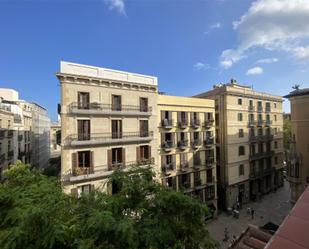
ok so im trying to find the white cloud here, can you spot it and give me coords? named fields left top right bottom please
left=220, top=0, right=309, bottom=68
left=256, top=57, right=278, bottom=64
left=204, top=22, right=223, bottom=34
left=194, top=62, right=209, bottom=70
left=246, top=66, right=263, bottom=75
left=293, top=46, right=309, bottom=61
left=104, top=0, right=126, bottom=15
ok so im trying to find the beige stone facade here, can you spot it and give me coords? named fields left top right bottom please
left=157, top=95, right=217, bottom=219
left=195, top=80, right=284, bottom=209
left=0, top=103, right=14, bottom=177
left=57, top=61, right=158, bottom=195
left=284, top=88, right=309, bottom=203
left=50, top=122, right=61, bottom=158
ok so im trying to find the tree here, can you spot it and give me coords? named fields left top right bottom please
left=283, top=118, right=292, bottom=151
left=0, top=162, right=218, bottom=249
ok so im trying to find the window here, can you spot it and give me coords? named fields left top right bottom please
left=275, top=156, right=278, bottom=164
left=140, top=97, right=148, bottom=112
left=274, top=103, right=277, bottom=108
left=77, top=120, right=90, bottom=140
left=0, top=119, right=2, bottom=128
left=238, top=113, right=243, bottom=121
left=274, top=115, right=277, bottom=121
left=238, top=98, right=242, bottom=105
left=112, top=120, right=122, bottom=138
left=274, top=128, right=278, bottom=135
left=249, top=100, right=253, bottom=107
left=238, top=146, right=245, bottom=156
left=239, top=129, right=244, bottom=138
left=8, top=140, right=11, bottom=151
left=139, top=120, right=149, bottom=137
left=77, top=92, right=90, bottom=109
left=274, top=141, right=278, bottom=149
left=139, top=145, right=150, bottom=161
left=239, top=164, right=244, bottom=176
left=78, top=184, right=92, bottom=195
left=77, top=151, right=91, bottom=168
left=112, top=95, right=122, bottom=111
left=112, top=148, right=123, bottom=165
left=8, top=120, right=11, bottom=129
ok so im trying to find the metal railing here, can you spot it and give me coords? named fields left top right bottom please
left=0, top=153, right=5, bottom=164
left=194, top=178, right=202, bottom=187
left=248, top=105, right=255, bottom=112
left=249, top=134, right=274, bottom=142
left=162, top=162, right=176, bottom=173
left=190, top=119, right=201, bottom=127
left=161, top=119, right=173, bottom=128
left=7, top=150, right=14, bottom=159
left=250, top=151, right=274, bottom=161
left=177, top=120, right=188, bottom=128
left=257, top=106, right=263, bottom=112
left=68, top=131, right=153, bottom=142
left=204, top=119, right=214, bottom=128
left=7, top=130, right=13, bottom=138
left=162, top=140, right=174, bottom=149
left=69, top=102, right=152, bottom=113
left=265, top=107, right=271, bottom=112
left=265, top=120, right=273, bottom=126
left=177, top=140, right=188, bottom=149
left=0, top=130, right=5, bottom=139
left=205, top=158, right=215, bottom=168
left=204, top=138, right=214, bottom=146
left=179, top=161, right=189, bottom=171
left=248, top=120, right=257, bottom=126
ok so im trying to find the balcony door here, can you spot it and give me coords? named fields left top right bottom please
left=112, top=148, right=123, bottom=166
left=77, top=120, right=90, bottom=140
left=140, top=97, right=148, bottom=112
left=137, top=145, right=151, bottom=162
left=112, top=95, right=122, bottom=111
left=78, top=92, right=89, bottom=109
left=112, top=120, right=122, bottom=139
left=139, top=120, right=149, bottom=137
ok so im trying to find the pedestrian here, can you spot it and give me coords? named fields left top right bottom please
left=251, top=209, right=254, bottom=219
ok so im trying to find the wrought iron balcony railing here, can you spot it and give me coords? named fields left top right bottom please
left=161, top=119, right=173, bottom=128
left=0, top=153, right=5, bottom=164
left=177, top=140, right=188, bottom=150
left=190, top=119, right=201, bottom=128
left=191, top=139, right=201, bottom=148
left=250, top=151, right=274, bottom=161
left=162, top=162, right=176, bottom=174
left=177, top=120, right=188, bottom=128
left=248, top=105, right=255, bottom=112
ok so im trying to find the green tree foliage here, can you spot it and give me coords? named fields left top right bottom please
left=0, top=162, right=218, bottom=249
left=283, top=119, right=292, bottom=150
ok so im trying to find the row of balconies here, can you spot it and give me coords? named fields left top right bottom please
left=161, top=118, right=214, bottom=129
left=248, top=106, right=272, bottom=113
left=248, top=120, right=273, bottom=127
left=249, top=134, right=274, bottom=142
left=178, top=176, right=216, bottom=192
left=161, top=138, right=214, bottom=152
left=249, top=166, right=275, bottom=180
left=0, top=130, right=14, bottom=139
left=69, top=102, right=152, bottom=116
left=249, top=151, right=274, bottom=161
left=65, top=131, right=153, bottom=147
left=161, top=158, right=216, bottom=175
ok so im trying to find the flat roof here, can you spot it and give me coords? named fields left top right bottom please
left=60, top=61, right=158, bottom=86
left=266, top=186, right=309, bottom=249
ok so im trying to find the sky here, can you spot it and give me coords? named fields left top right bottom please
left=1, top=0, right=309, bottom=121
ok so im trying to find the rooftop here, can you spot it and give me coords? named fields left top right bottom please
left=284, top=88, right=309, bottom=98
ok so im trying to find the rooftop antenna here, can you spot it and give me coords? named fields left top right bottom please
left=292, top=84, right=300, bottom=90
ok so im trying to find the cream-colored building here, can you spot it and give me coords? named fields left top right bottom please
left=157, top=95, right=217, bottom=218
left=284, top=88, right=309, bottom=203
left=50, top=122, right=61, bottom=158
left=57, top=61, right=158, bottom=195
left=195, top=80, right=284, bottom=209
left=0, top=100, right=14, bottom=178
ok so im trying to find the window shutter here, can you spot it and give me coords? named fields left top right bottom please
left=71, top=188, right=78, bottom=197
left=90, top=151, right=94, bottom=173
left=177, top=112, right=181, bottom=123
left=148, top=146, right=151, bottom=161
left=122, top=148, right=126, bottom=166
left=90, top=184, right=95, bottom=192
left=107, top=150, right=112, bottom=170
left=136, top=146, right=140, bottom=164
left=72, top=153, right=78, bottom=171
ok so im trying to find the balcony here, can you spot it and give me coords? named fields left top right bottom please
left=250, top=151, right=274, bottom=161
left=193, top=159, right=202, bottom=169
left=177, top=120, right=188, bottom=129
left=191, top=139, right=201, bottom=149
left=73, top=165, right=94, bottom=176
left=190, top=119, right=200, bottom=129
left=69, top=102, right=152, bottom=116
left=248, top=120, right=257, bottom=127
left=0, top=153, right=5, bottom=164
left=194, top=178, right=205, bottom=190
left=18, top=134, right=23, bottom=142
left=204, top=138, right=214, bottom=147
left=177, top=140, right=188, bottom=150
left=66, top=131, right=153, bottom=147
left=249, top=134, right=274, bottom=142
left=207, top=176, right=215, bottom=185
left=162, top=141, right=175, bottom=152
left=136, top=157, right=155, bottom=166
left=265, top=120, right=273, bottom=126
left=161, top=119, right=173, bottom=129
left=162, top=162, right=176, bottom=175
left=265, top=107, right=271, bottom=113
left=7, top=130, right=13, bottom=138
left=248, top=105, right=255, bottom=112
left=180, top=181, right=192, bottom=190
left=205, top=158, right=215, bottom=168
left=0, top=130, right=5, bottom=139
left=179, top=161, right=189, bottom=172
left=204, top=119, right=214, bottom=128
left=257, top=120, right=265, bottom=127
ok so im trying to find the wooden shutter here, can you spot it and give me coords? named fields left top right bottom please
left=107, top=149, right=112, bottom=170
left=148, top=146, right=151, bottom=161
left=72, top=152, right=78, bottom=170
left=172, top=155, right=175, bottom=170
left=71, top=188, right=78, bottom=197
left=136, top=146, right=140, bottom=163
left=90, top=184, right=95, bottom=192
left=90, top=151, right=94, bottom=174
left=122, top=148, right=126, bottom=166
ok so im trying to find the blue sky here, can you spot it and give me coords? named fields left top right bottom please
left=1, top=0, right=309, bottom=121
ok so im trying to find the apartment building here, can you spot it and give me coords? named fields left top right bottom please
left=50, top=122, right=61, bottom=158
left=284, top=88, right=309, bottom=203
left=57, top=61, right=158, bottom=195
left=195, top=80, right=284, bottom=209
left=0, top=100, right=14, bottom=177
left=158, top=95, right=217, bottom=218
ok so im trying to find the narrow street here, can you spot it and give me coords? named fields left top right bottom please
left=206, top=181, right=292, bottom=249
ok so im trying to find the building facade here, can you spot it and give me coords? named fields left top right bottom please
left=50, top=122, right=61, bottom=158
left=157, top=95, right=217, bottom=218
left=195, top=80, right=284, bottom=210
left=57, top=61, right=158, bottom=195
left=284, top=88, right=309, bottom=203
left=0, top=100, right=14, bottom=177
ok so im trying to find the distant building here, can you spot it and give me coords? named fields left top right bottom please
left=284, top=88, right=309, bottom=203
left=157, top=95, right=217, bottom=218
left=0, top=88, right=51, bottom=170
left=50, top=122, right=61, bottom=158
left=195, top=79, right=284, bottom=210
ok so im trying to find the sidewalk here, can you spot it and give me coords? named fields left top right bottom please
left=206, top=181, right=292, bottom=249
